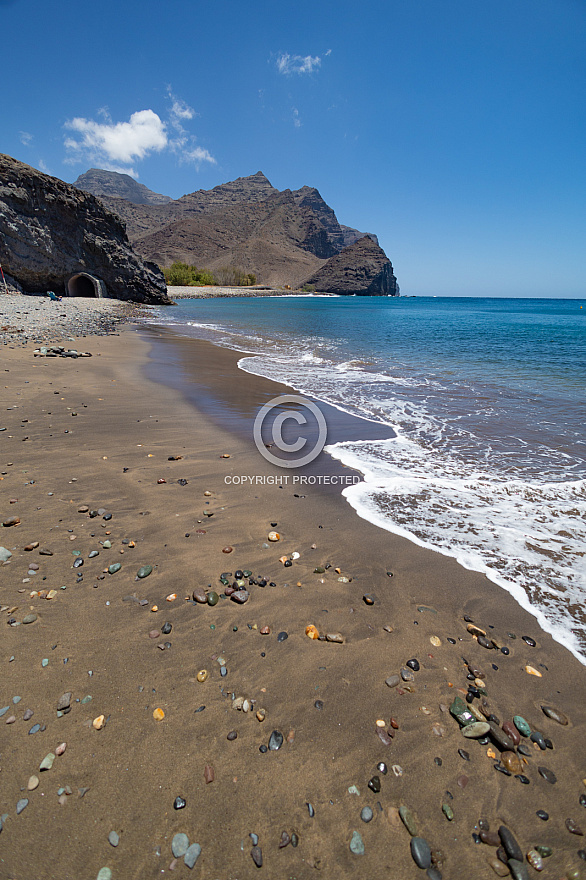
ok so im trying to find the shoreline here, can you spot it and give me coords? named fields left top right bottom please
left=1, top=323, right=585, bottom=879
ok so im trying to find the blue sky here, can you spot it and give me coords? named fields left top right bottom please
left=2, top=0, right=585, bottom=297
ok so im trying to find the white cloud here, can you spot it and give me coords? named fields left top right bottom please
left=19, top=131, right=32, bottom=145
left=181, top=146, right=216, bottom=166
left=276, top=53, right=321, bottom=75
left=63, top=96, right=216, bottom=170
left=64, top=109, right=167, bottom=164
left=37, top=159, right=50, bottom=173
left=292, top=108, right=301, bottom=128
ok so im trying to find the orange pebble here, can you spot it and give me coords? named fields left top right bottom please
left=305, top=625, right=319, bottom=639
left=153, top=708, right=165, bottom=721
left=166, top=593, right=177, bottom=602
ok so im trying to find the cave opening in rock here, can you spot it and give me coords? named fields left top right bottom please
left=67, top=273, right=102, bottom=297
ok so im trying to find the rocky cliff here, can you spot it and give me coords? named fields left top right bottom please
left=73, top=168, right=173, bottom=205
left=305, top=236, right=399, bottom=296
left=74, top=170, right=392, bottom=291
left=0, top=155, right=170, bottom=303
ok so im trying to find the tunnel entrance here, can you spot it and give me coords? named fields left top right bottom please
left=66, top=273, right=105, bottom=298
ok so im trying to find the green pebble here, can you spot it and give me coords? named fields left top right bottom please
left=42, top=659, right=49, bottom=667
left=136, top=565, right=153, bottom=579
left=207, top=591, right=219, bottom=606
left=108, top=563, right=121, bottom=575
left=243, top=570, right=252, bottom=577
left=210, top=624, right=215, bottom=630
left=102, top=540, right=112, bottom=549
left=314, top=567, right=325, bottom=574
left=96, top=870, right=112, bottom=880
left=535, top=846, right=553, bottom=858
left=81, top=695, right=92, bottom=704
left=399, top=806, right=418, bottom=836
left=442, top=804, right=454, bottom=821
left=349, top=830, right=365, bottom=855
left=233, top=626, right=238, bottom=632
left=39, top=753, right=55, bottom=771
left=513, top=715, right=531, bottom=737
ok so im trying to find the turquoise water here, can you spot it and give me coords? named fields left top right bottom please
left=146, top=295, right=586, bottom=660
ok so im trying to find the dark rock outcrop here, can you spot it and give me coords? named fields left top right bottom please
left=305, top=236, right=399, bottom=296
left=0, top=155, right=170, bottom=303
left=73, top=168, right=173, bottom=205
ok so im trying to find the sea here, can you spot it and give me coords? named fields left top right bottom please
left=144, top=295, right=586, bottom=663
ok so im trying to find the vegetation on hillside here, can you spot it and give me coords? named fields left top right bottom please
left=163, top=261, right=256, bottom=287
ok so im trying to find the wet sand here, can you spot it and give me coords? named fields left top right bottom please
left=1, top=327, right=585, bottom=880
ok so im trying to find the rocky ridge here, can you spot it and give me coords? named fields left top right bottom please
left=73, top=169, right=173, bottom=206
left=0, top=154, right=170, bottom=304
left=76, top=169, right=396, bottom=294
left=305, top=236, right=399, bottom=296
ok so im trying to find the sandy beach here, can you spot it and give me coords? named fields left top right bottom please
left=0, top=305, right=585, bottom=880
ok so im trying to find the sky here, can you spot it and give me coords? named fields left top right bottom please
left=2, top=0, right=585, bottom=297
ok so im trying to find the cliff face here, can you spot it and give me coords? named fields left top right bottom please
left=305, top=236, right=399, bottom=296
left=76, top=170, right=395, bottom=291
left=0, top=155, right=170, bottom=303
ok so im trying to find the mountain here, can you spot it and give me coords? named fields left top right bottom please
left=73, top=168, right=173, bottom=205
left=0, top=155, right=169, bottom=304
left=73, top=169, right=398, bottom=293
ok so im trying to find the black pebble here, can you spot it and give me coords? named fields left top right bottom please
left=368, top=776, right=381, bottom=793
left=447, top=637, right=456, bottom=644
left=260, top=652, right=266, bottom=657
left=515, top=775, right=530, bottom=784
left=227, top=730, right=237, bottom=741
left=277, top=631, right=288, bottom=642
left=194, top=705, right=205, bottom=713
left=500, top=646, right=510, bottom=655
left=578, top=850, right=586, bottom=861
left=284, top=560, right=292, bottom=567
left=472, top=833, right=482, bottom=844
left=458, top=749, right=470, bottom=761
left=259, top=744, right=268, bottom=753
left=434, top=757, right=442, bottom=766
left=377, top=762, right=388, bottom=775
left=522, top=635, right=536, bottom=647
left=161, top=622, right=172, bottom=635
left=235, top=570, right=243, bottom=579
left=536, top=810, right=549, bottom=821
left=478, top=819, right=489, bottom=831
left=580, top=794, right=586, bottom=808
left=173, top=796, right=186, bottom=810
left=406, top=658, right=420, bottom=671
left=307, top=802, right=315, bottom=817
left=493, top=763, right=511, bottom=776
left=103, top=513, right=112, bottom=521
left=314, top=700, right=324, bottom=710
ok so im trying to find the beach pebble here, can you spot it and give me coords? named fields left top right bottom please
left=513, top=715, right=531, bottom=736
left=192, top=587, right=207, bottom=603
left=153, top=708, right=165, bottom=721
left=501, top=751, right=523, bottom=774
left=526, top=849, right=544, bottom=871
left=174, top=796, right=186, bottom=810
left=462, top=721, right=490, bottom=738
left=92, top=715, right=106, bottom=730
left=541, top=705, right=569, bottom=725
left=108, top=831, right=120, bottom=848
left=55, top=742, right=67, bottom=756
left=230, top=590, right=249, bottom=604
left=172, top=833, right=189, bottom=857
left=361, top=806, right=373, bottom=823
left=349, top=831, right=365, bottom=855
left=525, top=665, right=542, bottom=677
left=538, top=766, right=557, bottom=784
left=269, top=730, right=284, bottom=751
left=410, top=837, right=431, bottom=869
left=57, top=692, right=72, bottom=712
left=399, top=806, right=417, bottom=836
left=363, top=594, right=375, bottom=605
left=385, top=674, right=400, bottom=688
left=498, top=826, right=523, bottom=862
left=27, top=775, right=39, bottom=791
left=267, top=531, right=280, bottom=542
left=39, top=753, right=55, bottom=771
left=184, top=843, right=201, bottom=869
left=251, top=845, right=263, bottom=867
left=22, top=613, right=37, bottom=624
left=203, top=764, right=214, bottom=783
left=16, top=798, right=28, bottom=814
left=136, top=565, right=153, bottom=579
left=96, top=869, right=112, bottom=880
left=566, top=818, right=584, bottom=835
